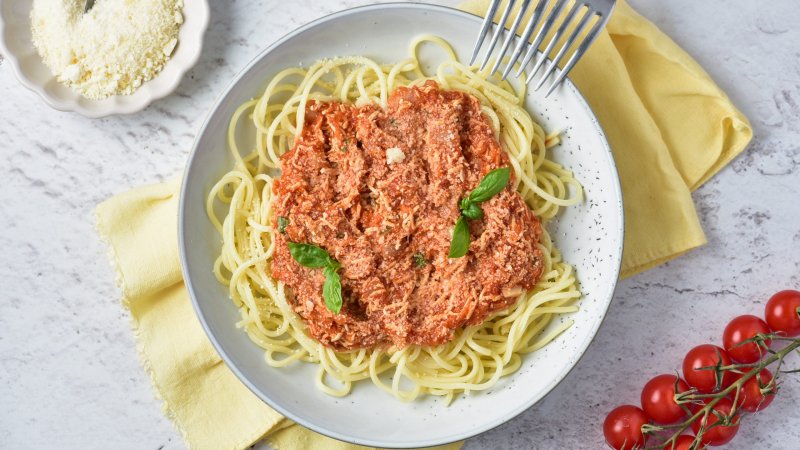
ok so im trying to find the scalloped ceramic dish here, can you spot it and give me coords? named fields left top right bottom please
left=179, top=3, right=623, bottom=448
left=0, top=0, right=209, bottom=118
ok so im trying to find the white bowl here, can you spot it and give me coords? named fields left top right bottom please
left=0, top=0, right=209, bottom=118
left=179, top=3, right=624, bottom=448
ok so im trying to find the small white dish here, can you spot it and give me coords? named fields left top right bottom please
left=0, top=0, right=209, bottom=118
left=179, top=3, right=624, bottom=448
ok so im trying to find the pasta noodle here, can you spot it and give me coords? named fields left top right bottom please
left=206, top=35, right=583, bottom=404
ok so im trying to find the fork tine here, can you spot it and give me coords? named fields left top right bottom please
left=470, top=0, right=504, bottom=66
left=533, top=5, right=593, bottom=91
left=504, top=0, right=550, bottom=80
left=543, top=12, right=608, bottom=97
left=516, top=0, right=569, bottom=78
left=525, top=0, right=580, bottom=85
left=479, top=0, right=517, bottom=71
left=501, top=0, right=548, bottom=80
left=489, top=0, right=532, bottom=76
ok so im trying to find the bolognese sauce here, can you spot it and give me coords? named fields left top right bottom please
left=271, top=80, right=544, bottom=350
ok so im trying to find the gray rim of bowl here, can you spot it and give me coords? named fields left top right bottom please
left=178, top=2, right=625, bottom=448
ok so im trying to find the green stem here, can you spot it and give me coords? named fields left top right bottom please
left=643, top=338, right=800, bottom=450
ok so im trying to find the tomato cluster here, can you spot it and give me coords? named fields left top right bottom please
left=603, top=290, right=800, bottom=449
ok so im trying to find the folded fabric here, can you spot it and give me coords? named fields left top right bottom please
left=95, top=1, right=751, bottom=448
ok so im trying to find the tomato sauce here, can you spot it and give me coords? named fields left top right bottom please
left=271, top=81, right=544, bottom=350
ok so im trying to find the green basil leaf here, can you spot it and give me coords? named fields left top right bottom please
left=448, top=216, right=470, bottom=258
left=459, top=197, right=473, bottom=212
left=277, top=216, right=289, bottom=234
left=468, top=167, right=510, bottom=203
left=461, top=202, right=484, bottom=220
left=287, top=242, right=331, bottom=269
left=323, top=266, right=342, bottom=314
left=412, top=252, right=428, bottom=267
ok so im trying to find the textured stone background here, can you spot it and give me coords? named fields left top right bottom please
left=1, top=1, right=798, bottom=449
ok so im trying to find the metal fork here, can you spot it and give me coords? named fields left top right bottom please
left=470, top=0, right=616, bottom=97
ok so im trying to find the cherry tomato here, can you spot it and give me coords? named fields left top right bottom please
left=604, top=405, right=648, bottom=449
left=691, top=397, right=739, bottom=446
left=674, top=434, right=704, bottom=450
left=739, top=368, right=776, bottom=412
left=722, top=315, right=771, bottom=363
left=765, top=290, right=800, bottom=337
left=682, top=345, right=733, bottom=393
left=641, top=374, right=690, bottom=424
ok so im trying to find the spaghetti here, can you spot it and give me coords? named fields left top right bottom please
left=207, top=35, right=583, bottom=403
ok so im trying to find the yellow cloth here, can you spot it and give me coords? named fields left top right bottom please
left=95, top=1, right=751, bottom=449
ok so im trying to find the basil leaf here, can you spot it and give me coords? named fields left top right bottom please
left=412, top=252, right=428, bottom=267
left=459, top=197, right=473, bottom=212
left=468, top=167, right=510, bottom=203
left=323, top=266, right=342, bottom=314
left=461, top=202, right=484, bottom=220
left=327, top=258, right=341, bottom=270
left=287, top=242, right=331, bottom=269
left=277, top=216, right=289, bottom=234
left=287, top=241, right=343, bottom=314
left=448, top=216, right=470, bottom=258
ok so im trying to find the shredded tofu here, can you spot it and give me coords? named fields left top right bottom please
left=386, top=147, right=406, bottom=165
left=30, top=0, right=184, bottom=100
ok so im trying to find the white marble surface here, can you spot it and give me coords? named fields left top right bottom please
left=1, top=1, right=799, bottom=449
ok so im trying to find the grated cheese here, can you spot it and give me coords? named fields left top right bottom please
left=31, top=0, right=184, bottom=100
left=386, top=147, right=405, bottom=165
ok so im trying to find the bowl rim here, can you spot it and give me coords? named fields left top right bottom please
left=178, top=2, right=624, bottom=447
left=0, top=0, right=210, bottom=118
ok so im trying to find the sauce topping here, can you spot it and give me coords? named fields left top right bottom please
left=271, top=81, right=544, bottom=350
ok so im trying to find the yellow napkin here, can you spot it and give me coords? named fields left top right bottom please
left=95, top=1, right=751, bottom=449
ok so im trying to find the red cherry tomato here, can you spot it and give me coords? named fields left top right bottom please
left=691, top=397, right=739, bottom=446
left=674, top=434, right=703, bottom=450
left=739, top=368, right=776, bottom=412
left=722, top=315, right=771, bottom=363
left=765, top=290, right=800, bottom=337
left=641, top=374, right=690, bottom=424
left=604, top=405, right=648, bottom=449
left=682, top=345, right=733, bottom=393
